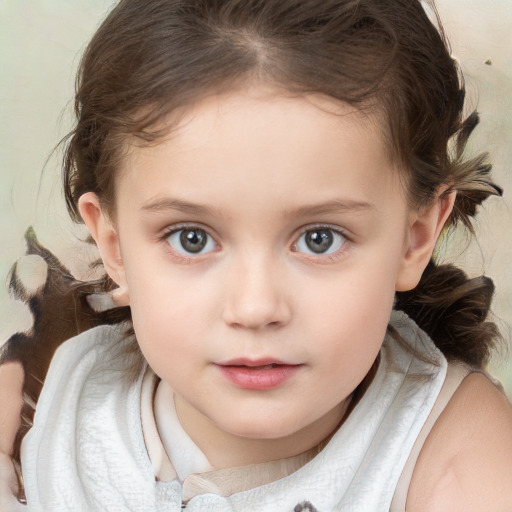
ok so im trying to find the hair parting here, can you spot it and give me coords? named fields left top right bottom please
left=3, top=0, right=505, bottom=471
left=67, top=0, right=503, bottom=362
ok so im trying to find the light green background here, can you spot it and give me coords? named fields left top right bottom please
left=1, top=1, right=512, bottom=395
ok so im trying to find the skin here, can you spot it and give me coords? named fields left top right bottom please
left=407, top=373, right=512, bottom=510
left=0, top=363, right=24, bottom=456
left=80, top=85, right=453, bottom=468
left=0, top=362, right=24, bottom=511
left=3, top=85, right=511, bottom=509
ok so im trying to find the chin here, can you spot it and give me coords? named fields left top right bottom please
left=219, top=416, right=302, bottom=441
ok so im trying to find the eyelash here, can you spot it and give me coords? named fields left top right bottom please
left=160, top=223, right=219, bottom=261
left=159, top=223, right=351, bottom=262
left=292, top=224, right=350, bottom=262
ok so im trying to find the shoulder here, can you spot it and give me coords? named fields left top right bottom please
left=49, top=323, right=130, bottom=371
left=34, top=324, right=137, bottom=415
left=407, top=372, right=512, bottom=511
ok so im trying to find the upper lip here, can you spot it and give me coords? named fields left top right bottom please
left=216, top=358, right=299, bottom=367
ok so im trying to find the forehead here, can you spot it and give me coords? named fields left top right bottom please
left=118, top=85, right=403, bottom=214
left=137, top=85, right=387, bottom=156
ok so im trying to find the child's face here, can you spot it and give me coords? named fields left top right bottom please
left=96, top=86, right=426, bottom=443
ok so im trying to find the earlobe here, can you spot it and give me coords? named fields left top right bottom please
left=78, top=193, right=130, bottom=305
left=395, top=190, right=456, bottom=292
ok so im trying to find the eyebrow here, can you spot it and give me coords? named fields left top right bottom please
left=284, top=199, right=375, bottom=218
left=140, top=197, right=375, bottom=218
left=141, top=198, right=223, bottom=217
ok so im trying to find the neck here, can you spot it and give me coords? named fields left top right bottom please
left=173, top=394, right=352, bottom=470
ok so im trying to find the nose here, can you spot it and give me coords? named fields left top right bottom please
left=222, top=253, right=292, bottom=330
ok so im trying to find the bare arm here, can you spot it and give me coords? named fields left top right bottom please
left=407, top=373, right=512, bottom=511
left=0, top=362, right=25, bottom=510
left=0, top=230, right=124, bottom=508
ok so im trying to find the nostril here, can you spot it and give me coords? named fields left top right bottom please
left=225, top=316, right=287, bottom=331
left=222, top=271, right=292, bottom=329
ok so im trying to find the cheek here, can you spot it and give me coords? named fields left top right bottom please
left=126, top=266, right=218, bottom=353
left=307, top=263, right=398, bottom=381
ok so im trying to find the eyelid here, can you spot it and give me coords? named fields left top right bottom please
left=294, top=223, right=351, bottom=242
left=292, top=224, right=351, bottom=260
left=160, top=221, right=217, bottom=239
left=160, top=223, right=220, bottom=259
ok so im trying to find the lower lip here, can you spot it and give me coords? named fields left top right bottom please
left=216, top=364, right=301, bottom=390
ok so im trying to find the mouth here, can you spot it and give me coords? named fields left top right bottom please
left=215, top=358, right=302, bottom=390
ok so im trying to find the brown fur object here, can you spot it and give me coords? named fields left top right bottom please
left=0, top=228, right=126, bottom=471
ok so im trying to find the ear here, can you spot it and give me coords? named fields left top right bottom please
left=395, top=189, right=456, bottom=292
left=78, top=192, right=130, bottom=306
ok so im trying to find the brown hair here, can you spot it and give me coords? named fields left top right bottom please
left=2, top=0, right=503, bottom=479
left=64, top=0, right=501, bottom=364
left=2, top=3, right=505, bottom=494
left=7, top=0, right=504, bottom=376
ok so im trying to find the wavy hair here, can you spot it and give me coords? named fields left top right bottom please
left=2, top=0, right=503, bottom=473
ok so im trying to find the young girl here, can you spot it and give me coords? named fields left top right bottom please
left=1, top=0, right=512, bottom=510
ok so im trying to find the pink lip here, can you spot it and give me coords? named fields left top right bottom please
left=215, top=358, right=302, bottom=390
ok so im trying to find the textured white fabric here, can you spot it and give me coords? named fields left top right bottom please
left=21, top=311, right=447, bottom=511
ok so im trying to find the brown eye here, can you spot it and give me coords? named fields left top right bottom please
left=295, top=228, right=345, bottom=255
left=167, top=228, right=216, bottom=255
left=180, top=229, right=207, bottom=253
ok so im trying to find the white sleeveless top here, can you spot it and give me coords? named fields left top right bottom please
left=21, top=311, right=451, bottom=511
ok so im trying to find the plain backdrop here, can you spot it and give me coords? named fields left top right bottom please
left=1, top=0, right=511, bottom=394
